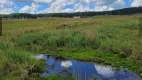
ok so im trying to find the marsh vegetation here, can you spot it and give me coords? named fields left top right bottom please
left=0, top=15, right=142, bottom=80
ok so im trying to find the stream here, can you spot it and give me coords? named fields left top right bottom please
left=36, top=54, right=141, bottom=80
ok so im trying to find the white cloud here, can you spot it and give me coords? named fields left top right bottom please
left=131, top=0, right=142, bottom=7
left=1, top=0, right=128, bottom=14
left=61, top=61, right=72, bottom=68
left=35, top=0, right=54, bottom=3
left=74, top=3, right=94, bottom=12
left=38, top=0, right=67, bottom=13
left=38, top=0, right=125, bottom=13
left=19, top=2, right=38, bottom=14
left=95, top=64, right=115, bottom=77
left=15, top=0, right=53, bottom=3
left=0, top=0, right=15, bottom=14
left=67, top=0, right=77, bottom=5
left=93, top=0, right=125, bottom=11
left=94, top=6, right=114, bottom=11
left=14, top=0, right=34, bottom=2
left=62, top=8, right=74, bottom=13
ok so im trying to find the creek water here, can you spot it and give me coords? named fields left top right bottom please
left=36, top=54, right=141, bottom=80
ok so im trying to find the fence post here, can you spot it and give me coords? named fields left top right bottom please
left=139, top=17, right=142, bottom=38
left=0, top=17, right=2, bottom=36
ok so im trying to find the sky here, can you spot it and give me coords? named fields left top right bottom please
left=0, top=0, right=142, bottom=14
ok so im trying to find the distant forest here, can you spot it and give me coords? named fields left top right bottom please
left=1, top=7, right=142, bottom=19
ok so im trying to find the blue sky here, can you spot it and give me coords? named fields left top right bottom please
left=0, top=0, right=142, bottom=14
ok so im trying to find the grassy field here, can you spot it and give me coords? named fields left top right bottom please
left=0, top=15, right=142, bottom=79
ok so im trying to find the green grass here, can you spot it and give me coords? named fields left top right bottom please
left=57, top=51, right=140, bottom=72
left=0, top=15, right=142, bottom=79
left=15, top=30, right=97, bottom=52
left=0, top=42, right=44, bottom=80
left=44, top=75, right=75, bottom=80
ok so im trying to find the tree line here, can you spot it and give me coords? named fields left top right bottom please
left=1, top=7, right=142, bottom=19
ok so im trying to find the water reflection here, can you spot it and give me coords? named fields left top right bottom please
left=36, top=54, right=141, bottom=80
left=61, top=61, right=72, bottom=68
left=35, top=54, right=47, bottom=59
left=95, top=65, right=115, bottom=77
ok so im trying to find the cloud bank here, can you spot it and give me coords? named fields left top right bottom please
left=0, top=0, right=15, bottom=14
left=0, top=0, right=142, bottom=14
left=131, top=0, right=142, bottom=7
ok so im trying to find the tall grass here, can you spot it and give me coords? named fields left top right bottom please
left=95, top=23, right=139, bottom=55
left=0, top=41, right=44, bottom=80
left=15, top=23, right=140, bottom=58
left=15, top=30, right=97, bottom=52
